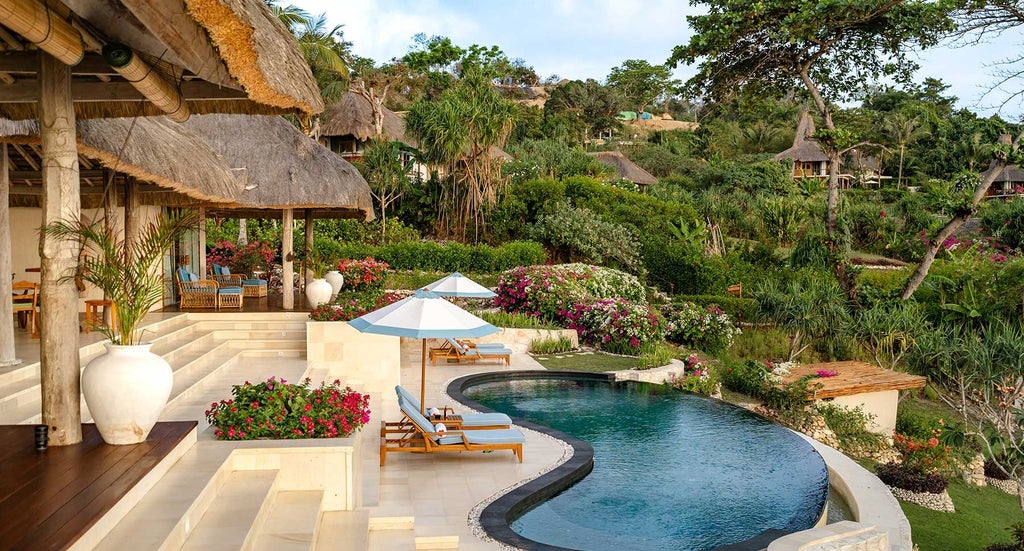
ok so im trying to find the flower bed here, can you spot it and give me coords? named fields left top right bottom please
left=308, top=290, right=405, bottom=322
left=563, top=298, right=664, bottom=355
left=494, top=263, right=646, bottom=322
left=205, top=377, right=370, bottom=440
left=667, top=355, right=718, bottom=396
left=337, top=257, right=390, bottom=292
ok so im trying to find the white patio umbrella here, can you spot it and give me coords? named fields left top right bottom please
left=424, top=272, right=497, bottom=298
left=348, top=289, right=498, bottom=413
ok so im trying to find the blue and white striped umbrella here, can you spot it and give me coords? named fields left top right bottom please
left=348, top=289, right=498, bottom=412
left=424, top=272, right=497, bottom=298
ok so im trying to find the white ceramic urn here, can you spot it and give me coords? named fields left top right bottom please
left=306, top=278, right=334, bottom=308
left=324, top=270, right=345, bottom=297
left=81, top=343, right=173, bottom=445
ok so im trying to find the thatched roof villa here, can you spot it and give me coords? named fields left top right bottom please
left=774, top=111, right=830, bottom=179
left=587, top=150, right=657, bottom=186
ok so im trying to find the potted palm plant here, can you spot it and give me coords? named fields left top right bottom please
left=304, top=253, right=333, bottom=308
left=42, top=210, right=197, bottom=445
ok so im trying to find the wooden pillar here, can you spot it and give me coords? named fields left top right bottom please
left=38, top=53, right=82, bottom=446
left=0, top=145, right=19, bottom=368
left=123, top=176, right=139, bottom=248
left=282, top=208, right=294, bottom=310
left=101, top=168, right=116, bottom=327
left=304, top=209, right=313, bottom=288
left=197, top=207, right=206, bottom=278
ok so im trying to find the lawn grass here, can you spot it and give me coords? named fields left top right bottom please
left=531, top=351, right=638, bottom=372
left=901, top=479, right=1023, bottom=550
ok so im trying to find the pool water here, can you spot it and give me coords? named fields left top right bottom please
left=466, top=378, right=829, bottom=551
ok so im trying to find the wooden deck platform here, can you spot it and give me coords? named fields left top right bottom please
left=782, top=361, right=926, bottom=400
left=0, top=421, right=197, bottom=550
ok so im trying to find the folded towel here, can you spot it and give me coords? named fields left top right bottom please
left=427, top=407, right=440, bottom=417
left=434, top=423, right=447, bottom=435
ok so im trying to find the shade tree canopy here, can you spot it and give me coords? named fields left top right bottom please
left=606, top=59, right=681, bottom=114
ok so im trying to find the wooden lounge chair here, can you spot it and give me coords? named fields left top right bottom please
left=384, top=386, right=511, bottom=432
left=380, top=396, right=524, bottom=465
left=430, top=338, right=512, bottom=365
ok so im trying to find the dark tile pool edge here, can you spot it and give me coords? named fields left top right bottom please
left=448, top=371, right=609, bottom=551
left=447, top=371, right=821, bottom=551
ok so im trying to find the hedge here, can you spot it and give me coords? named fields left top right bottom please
left=327, top=240, right=546, bottom=273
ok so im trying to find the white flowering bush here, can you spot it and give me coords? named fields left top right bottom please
left=564, top=298, right=665, bottom=355
left=664, top=301, right=741, bottom=354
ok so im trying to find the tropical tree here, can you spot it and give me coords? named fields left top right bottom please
left=673, top=0, right=958, bottom=296
left=606, top=59, right=681, bottom=114
left=883, top=112, right=929, bottom=187
left=752, top=276, right=851, bottom=361
left=405, top=69, right=517, bottom=241
left=544, top=79, right=625, bottom=144
left=356, top=139, right=412, bottom=236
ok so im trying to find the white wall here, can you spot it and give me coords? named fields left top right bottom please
left=9, top=205, right=163, bottom=312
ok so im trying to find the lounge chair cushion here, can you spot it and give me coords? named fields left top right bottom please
left=464, top=347, right=513, bottom=358
left=471, top=342, right=507, bottom=349
left=218, top=287, right=243, bottom=294
left=438, top=429, right=525, bottom=446
left=243, top=279, right=267, bottom=286
left=223, top=267, right=231, bottom=275
left=459, top=413, right=515, bottom=427
left=395, top=386, right=512, bottom=427
left=212, top=264, right=223, bottom=275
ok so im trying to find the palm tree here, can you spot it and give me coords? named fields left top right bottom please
left=267, top=3, right=351, bottom=105
left=958, top=132, right=993, bottom=172
left=742, top=120, right=782, bottom=153
left=883, top=113, right=928, bottom=188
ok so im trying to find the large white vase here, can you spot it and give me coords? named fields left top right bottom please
left=325, top=270, right=345, bottom=297
left=306, top=278, right=333, bottom=308
left=82, top=343, right=173, bottom=445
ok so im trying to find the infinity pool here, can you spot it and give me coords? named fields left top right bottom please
left=465, top=377, right=829, bottom=550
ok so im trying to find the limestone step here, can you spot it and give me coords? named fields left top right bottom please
left=179, top=470, right=278, bottom=551
left=315, top=510, right=369, bottom=551
left=250, top=490, right=322, bottom=551
left=367, top=529, right=417, bottom=551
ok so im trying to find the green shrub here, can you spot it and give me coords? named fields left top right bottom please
left=331, top=241, right=546, bottom=273
left=789, top=231, right=833, bottom=269
left=817, top=403, right=886, bottom=449
left=637, top=342, right=679, bottom=370
left=530, top=335, right=576, bottom=354
left=643, top=240, right=730, bottom=295
left=528, top=201, right=642, bottom=272
left=674, top=295, right=757, bottom=322
left=478, top=311, right=559, bottom=329
left=667, top=354, right=720, bottom=395
left=895, top=407, right=941, bottom=441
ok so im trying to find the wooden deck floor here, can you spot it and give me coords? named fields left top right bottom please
left=160, top=291, right=313, bottom=313
left=0, top=421, right=196, bottom=551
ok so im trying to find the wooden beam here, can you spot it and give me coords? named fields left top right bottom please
left=0, top=25, right=25, bottom=51
left=0, top=145, right=18, bottom=367
left=0, top=52, right=130, bottom=76
left=282, top=208, right=294, bottom=310
left=0, top=72, right=14, bottom=85
left=103, top=43, right=190, bottom=122
left=9, top=181, right=169, bottom=193
left=11, top=143, right=38, bottom=170
left=38, top=53, right=83, bottom=446
left=0, top=79, right=249, bottom=103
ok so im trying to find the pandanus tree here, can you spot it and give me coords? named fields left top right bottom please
left=406, top=69, right=517, bottom=241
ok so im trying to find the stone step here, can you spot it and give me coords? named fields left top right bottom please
left=250, top=490, right=322, bottom=551
left=367, top=529, right=417, bottom=551
left=315, top=510, right=369, bottom=551
left=179, top=470, right=279, bottom=551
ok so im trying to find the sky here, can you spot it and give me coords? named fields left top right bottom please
left=292, top=0, right=1024, bottom=120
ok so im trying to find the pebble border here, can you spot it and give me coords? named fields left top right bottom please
left=888, top=486, right=955, bottom=512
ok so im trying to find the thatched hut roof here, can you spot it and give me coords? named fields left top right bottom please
left=773, top=111, right=829, bottom=163
left=318, top=92, right=412, bottom=144
left=0, top=0, right=322, bottom=120
left=0, top=117, right=240, bottom=207
left=182, top=114, right=374, bottom=219
left=982, top=163, right=1024, bottom=183
left=587, top=151, right=657, bottom=186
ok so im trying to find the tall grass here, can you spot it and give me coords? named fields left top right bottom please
left=530, top=335, right=575, bottom=354
left=478, top=311, right=560, bottom=329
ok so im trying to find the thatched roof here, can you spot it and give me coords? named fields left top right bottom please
left=982, top=163, right=1024, bottom=183
left=0, top=0, right=322, bottom=120
left=847, top=149, right=882, bottom=173
left=587, top=151, right=657, bottom=186
left=773, top=111, right=829, bottom=163
left=181, top=115, right=374, bottom=219
left=318, top=92, right=412, bottom=144
left=0, top=117, right=240, bottom=205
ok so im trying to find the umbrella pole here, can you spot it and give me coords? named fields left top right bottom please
left=420, top=339, right=427, bottom=415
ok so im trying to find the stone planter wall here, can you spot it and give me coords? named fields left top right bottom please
left=473, top=328, right=578, bottom=354
left=888, top=486, right=955, bottom=512
left=988, top=477, right=1019, bottom=495
left=306, top=321, right=401, bottom=401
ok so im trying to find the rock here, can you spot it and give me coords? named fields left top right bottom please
left=965, top=454, right=987, bottom=487
left=888, top=486, right=955, bottom=512
left=987, top=477, right=1019, bottom=495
